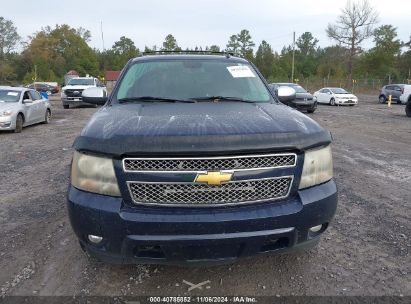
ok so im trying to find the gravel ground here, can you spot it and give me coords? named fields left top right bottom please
left=0, top=95, right=410, bottom=298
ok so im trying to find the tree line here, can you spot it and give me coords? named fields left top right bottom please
left=0, top=0, right=410, bottom=88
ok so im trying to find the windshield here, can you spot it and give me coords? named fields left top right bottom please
left=330, top=88, right=348, bottom=94
left=68, top=78, right=94, bottom=86
left=115, top=59, right=273, bottom=103
left=279, top=83, right=307, bottom=93
left=292, top=85, right=307, bottom=93
left=0, top=90, right=21, bottom=102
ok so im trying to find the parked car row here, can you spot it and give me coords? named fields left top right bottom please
left=270, top=81, right=410, bottom=118
left=3, top=76, right=410, bottom=134
left=269, top=83, right=358, bottom=113
left=0, top=76, right=106, bottom=133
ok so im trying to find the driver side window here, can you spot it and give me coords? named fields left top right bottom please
left=23, top=91, right=32, bottom=101
left=30, top=91, right=41, bottom=100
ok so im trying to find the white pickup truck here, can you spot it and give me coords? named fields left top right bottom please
left=61, top=77, right=107, bottom=109
left=399, top=85, right=411, bottom=117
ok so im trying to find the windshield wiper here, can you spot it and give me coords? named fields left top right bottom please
left=118, top=96, right=195, bottom=103
left=191, top=96, right=255, bottom=103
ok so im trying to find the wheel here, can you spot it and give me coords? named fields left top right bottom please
left=63, top=105, right=69, bottom=109
left=15, top=114, right=23, bottom=133
left=44, top=109, right=51, bottom=124
left=307, top=108, right=315, bottom=113
left=379, top=96, right=386, bottom=103
left=330, top=98, right=336, bottom=106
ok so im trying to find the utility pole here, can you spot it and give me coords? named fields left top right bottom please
left=101, top=21, right=106, bottom=76
left=291, top=31, right=295, bottom=83
left=33, top=64, right=37, bottom=89
left=101, top=21, right=105, bottom=52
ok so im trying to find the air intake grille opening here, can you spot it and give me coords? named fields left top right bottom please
left=128, top=177, right=293, bottom=206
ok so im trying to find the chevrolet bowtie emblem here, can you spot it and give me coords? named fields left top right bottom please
left=195, top=171, right=233, bottom=186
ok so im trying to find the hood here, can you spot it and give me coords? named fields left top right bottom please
left=0, top=102, right=20, bottom=112
left=62, top=85, right=94, bottom=90
left=73, top=102, right=332, bottom=157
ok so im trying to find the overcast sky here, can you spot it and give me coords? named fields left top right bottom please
left=4, top=0, right=411, bottom=52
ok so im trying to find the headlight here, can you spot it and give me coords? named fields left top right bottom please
left=299, top=145, right=333, bottom=189
left=0, top=110, right=13, bottom=117
left=71, top=151, right=121, bottom=196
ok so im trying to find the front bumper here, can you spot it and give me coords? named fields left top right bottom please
left=61, top=97, right=92, bottom=107
left=336, top=99, right=358, bottom=105
left=67, top=180, right=337, bottom=265
left=0, top=116, right=15, bottom=130
left=289, top=100, right=317, bottom=111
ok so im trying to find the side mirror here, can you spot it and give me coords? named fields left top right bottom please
left=277, top=87, right=296, bottom=103
left=23, top=99, right=33, bottom=104
left=82, top=87, right=108, bottom=105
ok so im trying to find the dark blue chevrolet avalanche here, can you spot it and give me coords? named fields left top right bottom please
left=68, top=53, right=337, bottom=265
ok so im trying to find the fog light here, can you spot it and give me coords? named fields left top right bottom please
left=309, top=225, right=323, bottom=233
left=88, top=235, right=103, bottom=244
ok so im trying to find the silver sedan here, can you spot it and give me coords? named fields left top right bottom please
left=0, top=86, right=52, bottom=133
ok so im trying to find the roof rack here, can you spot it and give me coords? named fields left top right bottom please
left=141, top=50, right=243, bottom=58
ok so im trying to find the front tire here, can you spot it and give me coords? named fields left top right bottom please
left=15, top=114, right=23, bottom=133
left=379, top=96, right=386, bottom=103
left=330, top=98, right=336, bottom=106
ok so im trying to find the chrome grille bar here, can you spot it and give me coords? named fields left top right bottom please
left=123, top=153, right=296, bottom=172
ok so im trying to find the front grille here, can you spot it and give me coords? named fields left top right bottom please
left=128, top=177, right=293, bottom=206
left=123, top=153, right=296, bottom=172
left=65, top=89, right=84, bottom=97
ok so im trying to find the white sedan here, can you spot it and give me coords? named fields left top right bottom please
left=0, top=86, right=52, bottom=133
left=314, top=87, right=358, bottom=106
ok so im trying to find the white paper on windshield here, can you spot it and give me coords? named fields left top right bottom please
left=7, top=92, right=18, bottom=96
left=227, top=65, right=255, bottom=78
